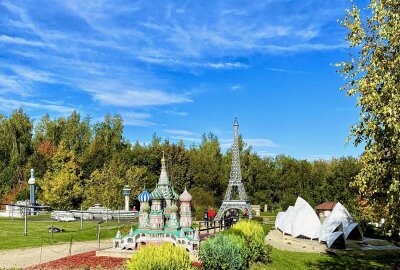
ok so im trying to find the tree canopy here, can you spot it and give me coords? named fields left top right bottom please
left=338, top=0, right=400, bottom=236
left=0, top=109, right=363, bottom=222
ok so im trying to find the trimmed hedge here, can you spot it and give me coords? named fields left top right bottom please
left=127, top=243, right=192, bottom=270
left=230, top=220, right=272, bottom=263
left=200, top=220, right=272, bottom=269
left=199, top=233, right=250, bottom=270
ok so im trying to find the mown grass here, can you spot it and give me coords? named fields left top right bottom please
left=250, top=248, right=400, bottom=270
left=0, top=217, right=136, bottom=250
left=256, top=212, right=400, bottom=270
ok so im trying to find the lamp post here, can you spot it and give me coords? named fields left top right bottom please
left=28, top=168, right=36, bottom=215
left=123, top=185, right=131, bottom=211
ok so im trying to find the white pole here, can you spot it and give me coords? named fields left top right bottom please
left=24, top=201, right=28, bottom=236
left=80, top=206, right=83, bottom=229
left=125, top=195, right=129, bottom=211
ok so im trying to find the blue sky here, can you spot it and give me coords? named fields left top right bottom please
left=0, top=0, right=365, bottom=160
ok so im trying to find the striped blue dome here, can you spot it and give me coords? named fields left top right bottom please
left=138, top=189, right=151, bottom=202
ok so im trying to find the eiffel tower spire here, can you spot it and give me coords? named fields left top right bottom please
left=216, top=118, right=252, bottom=221
left=230, top=117, right=242, bottom=183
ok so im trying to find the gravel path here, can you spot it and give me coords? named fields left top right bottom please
left=0, top=239, right=112, bottom=269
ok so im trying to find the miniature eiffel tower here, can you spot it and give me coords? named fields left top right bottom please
left=215, top=118, right=253, bottom=221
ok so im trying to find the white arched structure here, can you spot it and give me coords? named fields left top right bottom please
left=319, top=202, right=363, bottom=242
left=274, top=198, right=362, bottom=249
left=275, top=211, right=285, bottom=232
left=326, top=231, right=346, bottom=249
left=291, top=197, right=321, bottom=239
left=281, top=206, right=296, bottom=235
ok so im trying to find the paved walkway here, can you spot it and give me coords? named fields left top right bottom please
left=266, top=229, right=327, bottom=253
left=0, top=239, right=112, bottom=269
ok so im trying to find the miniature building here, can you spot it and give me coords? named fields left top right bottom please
left=113, top=153, right=199, bottom=252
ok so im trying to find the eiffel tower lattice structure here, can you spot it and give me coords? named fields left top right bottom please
left=215, top=118, right=253, bottom=221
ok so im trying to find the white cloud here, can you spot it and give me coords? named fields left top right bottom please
left=89, top=89, right=192, bottom=107
left=0, top=96, right=74, bottom=114
left=164, top=110, right=188, bottom=116
left=230, top=84, right=243, bottom=91
left=257, top=151, right=278, bottom=157
left=163, top=129, right=196, bottom=136
left=9, top=65, right=55, bottom=83
left=206, top=62, right=248, bottom=69
left=170, top=136, right=201, bottom=143
left=0, top=34, right=46, bottom=47
left=120, top=112, right=155, bottom=127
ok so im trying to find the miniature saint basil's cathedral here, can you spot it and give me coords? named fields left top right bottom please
left=113, top=153, right=199, bottom=252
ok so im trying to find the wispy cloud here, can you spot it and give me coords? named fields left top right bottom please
left=229, top=84, right=243, bottom=91
left=164, top=110, right=188, bottom=117
left=257, top=151, right=278, bottom=157
left=0, top=34, right=46, bottom=47
left=170, top=136, right=201, bottom=143
left=0, top=0, right=350, bottom=125
left=89, top=88, right=192, bottom=107
left=120, top=112, right=155, bottom=127
left=0, top=96, right=74, bottom=114
left=163, top=129, right=197, bottom=136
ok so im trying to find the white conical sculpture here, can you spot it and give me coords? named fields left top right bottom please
left=291, top=197, right=321, bottom=239
left=319, top=202, right=363, bottom=242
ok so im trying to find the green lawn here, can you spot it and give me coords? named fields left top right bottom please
left=250, top=248, right=400, bottom=270
left=0, top=217, right=135, bottom=250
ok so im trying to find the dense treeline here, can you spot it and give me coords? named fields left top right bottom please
left=0, top=109, right=362, bottom=219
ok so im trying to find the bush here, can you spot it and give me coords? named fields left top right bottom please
left=127, top=243, right=192, bottom=270
left=230, top=220, right=272, bottom=264
left=199, top=233, right=249, bottom=270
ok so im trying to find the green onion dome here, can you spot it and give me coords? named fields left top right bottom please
left=151, top=187, right=163, bottom=200
left=170, top=203, right=178, bottom=213
left=141, top=203, right=150, bottom=212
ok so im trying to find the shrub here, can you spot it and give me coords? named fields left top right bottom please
left=127, top=243, right=192, bottom=270
left=199, top=233, right=249, bottom=270
left=230, top=220, right=272, bottom=264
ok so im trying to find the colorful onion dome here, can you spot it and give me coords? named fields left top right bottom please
left=170, top=203, right=178, bottom=213
left=138, top=189, right=151, bottom=202
left=151, top=187, right=163, bottom=200
left=179, top=187, right=192, bottom=202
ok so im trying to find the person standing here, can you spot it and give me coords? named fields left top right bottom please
left=203, top=210, right=209, bottom=227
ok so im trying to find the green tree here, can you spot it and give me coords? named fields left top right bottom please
left=338, top=0, right=400, bottom=236
left=0, top=109, right=33, bottom=197
left=84, top=156, right=147, bottom=209
left=39, top=141, right=83, bottom=209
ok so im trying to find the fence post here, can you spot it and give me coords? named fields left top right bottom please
left=51, top=223, right=54, bottom=241
left=80, top=206, right=83, bottom=230
left=24, top=201, right=28, bottom=236
left=69, top=235, right=73, bottom=256
left=97, top=224, right=101, bottom=251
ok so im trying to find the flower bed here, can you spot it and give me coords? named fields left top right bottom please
left=27, top=251, right=127, bottom=270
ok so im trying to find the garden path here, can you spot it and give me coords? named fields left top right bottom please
left=0, top=239, right=112, bottom=268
